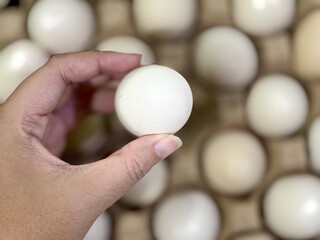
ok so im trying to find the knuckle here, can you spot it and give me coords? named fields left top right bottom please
left=47, top=54, right=63, bottom=65
left=121, top=145, right=149, bottom=183
left=48, top=54, right=74, bottom=85
left=20, top=112, right=40, bottom=136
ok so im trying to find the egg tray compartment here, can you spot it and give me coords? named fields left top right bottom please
left=1, top=0, right=320, bottom=239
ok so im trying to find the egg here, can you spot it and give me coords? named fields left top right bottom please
left=232, top=231, right=276, bottom=240
left=122, top=160, right=169, bottom=207
left=232, top=0, right=296, bottom=37
left=0, top=0, right=9, bottom=8
left=84, top=212, right=112, bottom=240
left=152, top=190, right=220, bottom=240
left=263, top=174, right=320, bottom=239
left=202, top=129, right=266, bottom=196
left=246, top=74, right=308, bottom=138
left=193, top=26, right=258, bottom=90
left=132, top=0, right=197, bottom=39
left=293, top=10, right=320, bottom=83
left=0, top=39, right=50, bottom=103
left=96, top=35, right=155, bottom=65
left=27, top=0, right=96, bottom=54
left=115, top=65, right=193, bottom=137
left=309, top=116, right=320, bottom=173
left=66, top=114, right=107, bottom=157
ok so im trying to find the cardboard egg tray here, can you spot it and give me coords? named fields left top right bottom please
left=1, top=0, right=320, bottom=239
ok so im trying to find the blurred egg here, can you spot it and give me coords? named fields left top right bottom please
left=115, top=65, right=193, bottom=137
left=152, top=190, right=220, bottom=240
left=246, top=74, right=308, bottom=138
left=0, top=39, right=49, bottom=103
left=133, top=0, right=197, bottom=39
left=0, top=70, right=24, bottom=104
left=309, top=116, right=320, bottom=173
left=293, top=10, right=320, bottom=83
left=193, top=27, right=258, bottom=90
left=202, top=129, right=266, bottom=196
left=232, top=0, right=296, bottom=37
left=27, top=0, right=96, bottom=54
left=66, top=114, right=107, bottom=157
left=263, top=174, right=320, bottom=239
left=96, top=35, right=155, bottom=65
left=84, top=212, right=112, bottom=240
left=232, top=231, right=276, bottom=240
left=122, top=160, right=169, bottom=207
left=0, top=0, right=9, bottom=8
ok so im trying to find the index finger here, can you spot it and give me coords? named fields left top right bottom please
left=5, top=51, right=141, bottom=117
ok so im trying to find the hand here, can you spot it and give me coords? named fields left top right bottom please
left=0, top=51, right=182, bottom=240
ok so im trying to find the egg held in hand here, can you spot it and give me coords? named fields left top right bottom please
left=115, top=65, right=193, bottom=137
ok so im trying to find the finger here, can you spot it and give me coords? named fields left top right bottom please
left=91, top=89, right=115, bottom=113
left=89, top=71, right=132, bottom=87
left=112, top=72, right=131, bottom=81
left=54, top=98, right=76, bottom=130
left=56, top=85, right=73, bottom=109
left=71, top=134, right=182, bottom=211
left=89, top=74, right=110, bottom=87
left=42, top=114, right=67, bottom=156
left=7, top=51, right=141, bottom=118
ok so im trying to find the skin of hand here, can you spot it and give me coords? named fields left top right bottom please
left=0, top=51, right=182, bottom=240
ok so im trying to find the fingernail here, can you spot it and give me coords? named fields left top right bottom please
left=154, top=135, right=182, bottom=159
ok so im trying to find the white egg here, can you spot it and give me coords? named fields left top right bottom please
left=27, top=0, right=96, bottom=54
left=115, top=65, right=193, bottom=137
left=246, top=74, right=308, bottom=138
left=122, top=160, right=169, bottom=207
left=293, top=9, right=320, bottom=83
left=66, top=114, right=106, bottom=156
left=0, top=71, right=24, bottom=104
left=96, top=35, right=155, bottom=65
left=0, top=39, right=50, bottom=103
left=232, top=0, right=296, bottom=37
left=202, top=129, right=266, bottom=196
left=193, top=27, right=258, bottom=90
left=309, top=117, right=320, bottom=173
left=84, top=212, right=112, bottom=240
left=133, top=0, right=197, bottom=39
left=0, top=0, right=9, bottom=8
left=263, top=174, right=320, bottom=239
left=152, top=190, right=220, bottom=240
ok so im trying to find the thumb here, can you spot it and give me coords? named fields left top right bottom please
left=72, top=134, right=182, bottom=210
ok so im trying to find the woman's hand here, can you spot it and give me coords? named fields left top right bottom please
left=0, top=51, right=181, bottom=240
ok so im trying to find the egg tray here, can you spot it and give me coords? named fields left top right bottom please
left=1, top=0, right=320, bottom=239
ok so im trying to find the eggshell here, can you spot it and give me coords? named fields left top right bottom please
left=293, top=10, right=320, bottom=83
left=115, top=65, right=193, bottom=137
left=66, top=114, right=107, bottom=157
left=193, top=27, right=258, bottom=90
left=27, top=0, right=96, bottom=54
left=84, top=212, right=112, bottom=240
left=263, top=174, right=320, bottom=239
left=0, top=0, right=9, bottom=8
left=202, top=129, right=266, bottom=196
left=309, top=116, right=320, bottom=173
left=96, top=35, right=155, bottom=65
left=122, top=160, right=169, bottom=207
left=152, top=190, right=220, bottom=240
left=232, top=0, right=296, bottom=36
left=133, top=0, right=197, bottom=39
left=246, top=74, right=308, bottom=138
left=0, top=39, right=49, bottom=103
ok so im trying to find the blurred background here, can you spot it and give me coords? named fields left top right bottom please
left=1, top=0, right=320, bottom=239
